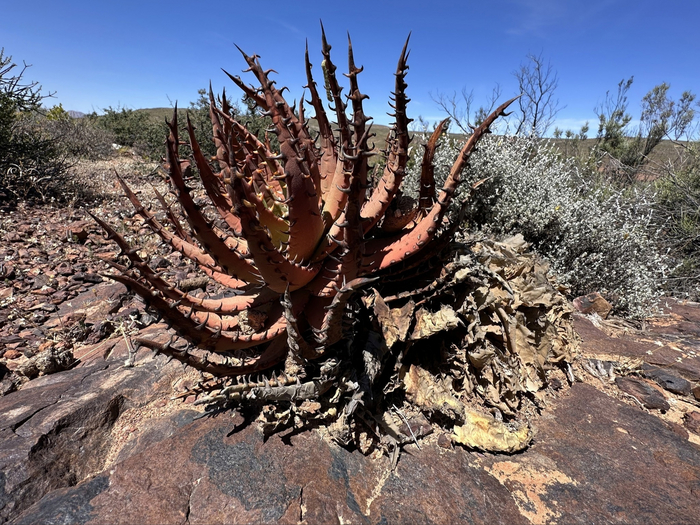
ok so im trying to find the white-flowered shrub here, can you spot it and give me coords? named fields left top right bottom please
left=405, top=134, right=668, bottom=318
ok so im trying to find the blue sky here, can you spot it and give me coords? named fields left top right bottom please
left=3, top=0, right=698, bottom=135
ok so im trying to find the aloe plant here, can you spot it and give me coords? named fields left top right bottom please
left=92, top=29, right=576, bottom=453
left=94, top=28, right=515, bottom=373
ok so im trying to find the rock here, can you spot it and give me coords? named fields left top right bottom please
left=479, top=384, right=700, bottom=525
left=646, top=348, right=700, bottom=383
left=0, top=336, right=23, bottom=346
left=8, top=410, right=529, bottom=525
left=66, top=221, right=90, bottom=242
left=32, top=286, right=56, bottom=296
left=0, top=263, right=16, bottom=280
left=0, top=376, right=19, bottom=396
left=575, top=315, right=700, bottom=383
left=664, top=420, right=689, bottom=440
left=684, top=412, right=700, bottom=435
left=573, top=292, right=612, bottom=318
left=0, top=351, right=181, bottom=522
left=615, top=376, right=670, bottom=411
left=693, top=383, right=700, bottom=401
left=15, top=347, right=76, bottom=380
left=437, top=433, right=452, bottom=449
left=397, top=413, right=432, bottom=441
left=3, top=349, right=22, bottom=360
left=641, top=364, right=692, bottom=395
left=7, top=383, right=700, bottom=525
left=574, top=316, right=658, bottom=358
left=650, top=299, right=700, bottom=338
left=50, top=282, right=128, bottom=327
left=83, top=321, right=114, bottom=345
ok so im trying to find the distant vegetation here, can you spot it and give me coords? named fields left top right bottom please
left=418, top=67, right=699, bottom=313
left=1, top=45, right=698, bottom=314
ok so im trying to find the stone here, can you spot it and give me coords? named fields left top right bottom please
left=3, top=349, right=22, bottom=360
left=649, top=299, right=700, bottom=338
left=664, top=420, right=689, bottom=440
left=479, top=384, right=700, bottom=525
left=7, top=383, right=700, bottom=525
left=574, top=316, right=658, bottom=358
left=684, top=411, right=700, bottom=435
left=646, top=347, right=700, bottom=383
left=437, top=433, right=452, bottom=449
left=615, top=376, right=670, bottom=411
left=15, top=347, right=75, bottom=380
left=693, top=383, right=700, bottom=401
left=0, top=263, right=16, bottom=279
left=641, top=364, right=692, bottom=395
left=0, top=335, right=23, bottom=346
left=66, top=221, right=90, bottom=242
left=0, top=376, right=18, bottom=396
left=573, top=292, right=612, bottom=318
left=575, top=315, right=700, bottom=383
left=51, top=282, right=128, bottom=327
left=0, top=352, right=181, bottom=522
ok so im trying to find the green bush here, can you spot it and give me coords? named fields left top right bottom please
left=87, top=89, right=269, bottom=161
left=0, top=49, right=74, bottom=202
left=654, top=145, right=700, bottom=299
left=88, top=106, right=163, bottom=159
left=46, top=115, right=115, bottom=160
left=593, top=78, right=696, bottom=181
left=1, top=49, right=120, bottom=202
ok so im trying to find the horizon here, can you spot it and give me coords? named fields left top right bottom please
left=4, top=0, right=699, bottom=137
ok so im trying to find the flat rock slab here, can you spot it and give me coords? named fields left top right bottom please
left=7, top=382, right=700, bottom=525
left=614, top=376, right=671, bottom=410
left=479, top=384, right=700, bottom=525
left=574, top=314, right=700, bottom=383
left=7, top=412, right=528, bottom=525
left=0, top=353, right=184, bottom=523
left=649, top=300, right=700, bottom=339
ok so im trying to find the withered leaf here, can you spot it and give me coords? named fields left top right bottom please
left=411, top=304, right=462, bottom=340
left=452, top=409, right=532, bottom=453
left=402, top=364, right=463, bottom=420
left=373, top=291, right=415, bottom=348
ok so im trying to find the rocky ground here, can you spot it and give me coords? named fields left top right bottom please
left=1, top=157, right=699, bottom=524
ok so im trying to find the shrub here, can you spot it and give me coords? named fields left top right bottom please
left=87, top=90, right=262, bottom=161
left=406, top=134, right=668, bottom=317
left=654, top=144, right=700, bottom=299
left=88, top=106, right=164, bottom=159
left=45, top=115, right=115, bottom=160
left=593, top=78, right=696, bottom=181
left=1, top=111, right=69, bottom=201
left=0, top=49, right=70, bottom=202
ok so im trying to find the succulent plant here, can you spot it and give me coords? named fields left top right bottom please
left=94, top=29, right=514, bottom=372
left=93, top=28, right=576, bottom=454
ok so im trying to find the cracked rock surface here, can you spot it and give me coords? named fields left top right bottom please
left=3, top=372, right=699, bottom=524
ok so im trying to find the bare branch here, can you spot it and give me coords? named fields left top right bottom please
left=431, top=84, right=502, bottom=134
left=513, top=52, right=561, bottom=137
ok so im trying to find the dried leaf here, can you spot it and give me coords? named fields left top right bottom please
left=411, top=304, right=462, bottom=340
left=402, top=365, right=463, bottom=420
left=452, top=409, right=531, bottom=453
left=373, top=291, right=415, bottom=348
